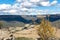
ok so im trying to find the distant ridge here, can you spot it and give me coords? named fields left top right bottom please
left=0, top=15, right=60, bottom=23
left=48, top=14, right=60, bottom=22
left=0, top=15, right=32, bottom=23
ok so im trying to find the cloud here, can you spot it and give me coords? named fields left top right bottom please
left=20, top=8, right=28, bottom=11
left=8, top=10, right=17, bottom=13
left=1, top=9, right=17, bottom=15
left=16, top=0, right=22, bottom=2
left=38, top=0, right=58, bottom=6
left=13, top=0, right=58, bottom=7
left=41, top=0, right=49, bottom=2
left=50, top=0, right=57, bottom=6
left=40, top=1, right=50, bottom=6
left=0, top=4, right=11, bottom=10
left=30, top=0, right=40, bottom=2
left=16, top=0, right=58, bottom=7
left=20, top=1, right=33, bottom=8
left=0, top=0, right=58, bottom=15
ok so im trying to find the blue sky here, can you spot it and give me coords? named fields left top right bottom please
left=0, top=0, right=60, bottom=15
left=0, top=0, right=15, bottom=4
left=0, top=0, right=60, bottom=4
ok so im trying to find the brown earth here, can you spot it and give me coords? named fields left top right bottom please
left=0, top=27, right=60, bottom=39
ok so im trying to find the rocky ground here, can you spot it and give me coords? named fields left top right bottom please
left=0, top=24, right=60, bottom=40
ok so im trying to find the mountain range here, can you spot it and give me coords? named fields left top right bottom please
left=0, top=15, right=60, bottom=23
left=0, top=14, right=60, bottom=27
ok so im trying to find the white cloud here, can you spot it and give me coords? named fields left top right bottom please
left=30, top=0, right=40, bottom=2
left=39, top=0, right=58, bottom=6
left=20, top=1, right=33, bottom=8
left=16, top=0, right=23, bottom=2
left=8, top=10, right=17, bottom=13
left=0, top=0, right=58, bottom=15
left=40, top=1, right=50, bottom=6
left=20, top=8, right=28, bottom=11
left=50, top=0, right=57, bottom=6
left=12, top=3, right=19, bottom=9
left=40, top=0, right=49, bottom=2
left=2, top=9, right=17, bottom=14
left=16, top=0, right=58, bottom=7
left=0, top=4, right=11, bottom=10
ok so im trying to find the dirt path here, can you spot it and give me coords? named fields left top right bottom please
left=55, top=29, right=60, bottom=38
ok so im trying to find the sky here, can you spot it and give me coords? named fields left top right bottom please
left=0, top=0, right=60, bottom=15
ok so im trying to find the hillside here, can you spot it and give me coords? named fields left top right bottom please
left=0, top=15, right=60, bottom=27
left=0, top=15, right=60, bottom=22
left=51, top=20, right=60, bottom=29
